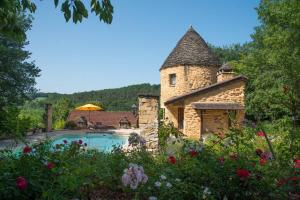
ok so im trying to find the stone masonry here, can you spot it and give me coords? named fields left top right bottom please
left=160, top=65, right=218, bottom=109
left=138, top=95, right=159, bottom=150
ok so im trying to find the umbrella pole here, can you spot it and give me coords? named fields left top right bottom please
left=89, top=110, right=91, bottom=122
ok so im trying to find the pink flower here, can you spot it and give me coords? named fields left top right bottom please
left=63, top=140, right=68, bottom=144
left=261, top=152, right=272, bottom=160
left=16, top=177, right=27, bottom=190
left=237, top=169, right=250, bottom=180
left=256, top=131, right=265, bottom=137
left=79, top=139, right=83, bottom=145
left=219, top=157, right=225, bottom=165
left=122, top=163, right=148, bottom=190
left=189, top=150, right=198, bottom=157
left=47, top=162, right=55, bottom=169
left=23, top=146, right=32, bottom=154
left=168, top=156, right=177, bottom=164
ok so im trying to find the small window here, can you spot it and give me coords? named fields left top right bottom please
left=169, top=74, right=176, bottom=86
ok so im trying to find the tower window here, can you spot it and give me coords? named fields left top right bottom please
left=169, top=74, right=176, bottom=86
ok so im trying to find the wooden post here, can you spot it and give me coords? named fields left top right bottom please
left=45, top=104, right=52, bottom=132
left=200, top=110, right=204, bottom=140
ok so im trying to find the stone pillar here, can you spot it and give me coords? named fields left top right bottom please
left=138, top=95, right=159, bottom=150
left=45, top=104, right=53, bottom=132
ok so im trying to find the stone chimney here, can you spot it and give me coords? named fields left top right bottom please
left=217, top=63, right=235, bottom=82
left=138, top=94, right=159, bottom=150
left=45, top=104, right=53, bottom=132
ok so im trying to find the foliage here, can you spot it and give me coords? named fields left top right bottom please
left=0, top=0, right=114, bottom=41
left=1, top=124, right=299, bottom=199
left=39, top=83, right=160, bottom=111
left=64, top=121, right=77, bottom=130
left=209, top=43, right=251, bottom=63
left=158, top=122, right=184, bottom=151
left=0, top=14, right=40, bottom=138
left=0, top=107, right=31, bottom=139
left=19, top=99, right=45, bottom=130
left=52, top=98, right=74, bottom=130
left=233, top=0, right=300, bottom=122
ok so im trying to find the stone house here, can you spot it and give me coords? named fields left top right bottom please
left=160, top=27, right=246, bottom=139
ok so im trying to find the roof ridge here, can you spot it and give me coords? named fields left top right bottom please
left=164, top=75, right=247, bottom=105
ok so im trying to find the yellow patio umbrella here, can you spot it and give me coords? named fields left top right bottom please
left=75, top=104, right=102, bottom=122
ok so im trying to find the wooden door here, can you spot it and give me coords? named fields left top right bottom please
left=178, top=107, right=184, bottom=129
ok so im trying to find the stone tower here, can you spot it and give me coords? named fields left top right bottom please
left=160, top=26, right=221, bottom=123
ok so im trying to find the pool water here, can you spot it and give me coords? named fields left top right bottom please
left=52, top=133, right=128, bottom=152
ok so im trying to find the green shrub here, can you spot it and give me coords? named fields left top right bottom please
left=53, top=119, right=66, bottom=130
left=64, top=121, right=77, bottom=130
left=0, top=124, right=299, bottom=199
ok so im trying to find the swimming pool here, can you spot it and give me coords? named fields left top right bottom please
left=52, top=133, right=129, bottom=152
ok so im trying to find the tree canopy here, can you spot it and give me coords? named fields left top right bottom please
left=0, top=0, right=114, bottom=41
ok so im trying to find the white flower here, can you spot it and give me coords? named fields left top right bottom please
left=175, top=178, right=181, bottom=182
left=203, top=187, right=211, bottom=195
left=154, top=181, right=161, bottom=187
left=160, top=175, right=167, bottom=180
left=148, top=196, right=157, bottom=200
left=166, top=182, right=172, bottom=188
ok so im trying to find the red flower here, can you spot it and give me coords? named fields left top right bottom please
left=259, top=158, right=267, bottom=166
left=168, top=156, right=177, bottom=164
left=294, top=159, right=300, bottom=169
left=237, top=169, right=250, bottom=180
left=256, top=131, right=265, bottom=137
left=22, top=146, right=32, bottom=154
left=79, top=139, right=83, bottom=145
left=63, top=140, right=68, bottom=144
left=230, top=154, right=238, bottom=160
left=219, top=157, right=225, bottom=165
left=47, top=162, right=55, bottom=169
left=16, top=177, right=27, bottom=190
left=189, top=150, right=198, bottom=157
left=288, top=177, right=300, bottom=186
left=283, top=85, right=289, bottom=94
left=255, top=148, right=263, bottom=157
left=277, top=178, right=287, bottom=187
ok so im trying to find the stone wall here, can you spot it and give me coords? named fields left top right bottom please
left=183, top=80, right=246, bottom=138
left=217, top=72, right=235, bottom=82
left=138, top=95, right=159, bottom=150
left=160, top=65, right=219, bottom=109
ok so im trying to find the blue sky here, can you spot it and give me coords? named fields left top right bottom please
left=27, top=0, right=260, bottom=94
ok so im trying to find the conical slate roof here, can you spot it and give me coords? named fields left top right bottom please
left=218, top=63, right=233, bottom=72
left=160, top=26, right=220, bottom=70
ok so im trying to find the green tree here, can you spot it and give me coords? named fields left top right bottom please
left=234, top=0, right=300, bottom=121
left=233, top=0, right=300, bottom=154
left=0, top=14, right=40, bottom=137
left=209, top=43, right=251, bottom=63
left=0, top=0, right=114, bottom=41
left=53, top=98, right=74, bottom=129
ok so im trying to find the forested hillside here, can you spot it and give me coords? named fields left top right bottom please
left=38, top=83, right=160, bottom=111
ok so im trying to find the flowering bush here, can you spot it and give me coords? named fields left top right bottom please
left=121, top=163, right=148, bottom=189
left=0, top=124, right=299, bottom=199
